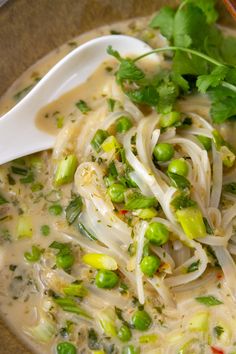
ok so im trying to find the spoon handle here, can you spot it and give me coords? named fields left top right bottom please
left=0, top=105, right=53, bottom=165
left=0, top=35, right=156, bottom=165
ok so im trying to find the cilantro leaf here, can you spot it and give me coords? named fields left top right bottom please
left=220, top=36, right=236, bottom=66
left=107, top=46, right=145, bottom=83
left=173, top=50, right=208, bottom=77
left=171, top=72, right=190, bottom=92
left=149, top=6, right=175, bottom=40
left=156, top=81, right=178, bottom=114
left=195, top=295, right=223, bottom=306
left=117, top=59, right=145, bottom=82
left=209, top=86, right=236, bottom=123
left=173, top=3, right=208, bottom=49
left=196, top=66, right=228, bottom=93
left=107, top=45, right=122, bottom=61
left=182, top=0, right=218, bottom=24
left=204, top=26, right=223, bottom=62
left=126, top=86, right=159, bottom=106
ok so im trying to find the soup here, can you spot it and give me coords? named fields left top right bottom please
left=1, top=2, right=236, bottom=354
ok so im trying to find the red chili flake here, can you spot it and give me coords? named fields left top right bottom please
left=119, top=209, right=128, bottom=215
left=216, top=272, right=223, bottom=279
left=211, top=346, right=224, bottom=354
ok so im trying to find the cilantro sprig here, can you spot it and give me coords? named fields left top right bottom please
left=108, top=0, right=236, bottom=123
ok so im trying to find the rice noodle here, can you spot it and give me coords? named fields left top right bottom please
left=212, top=246, right=236, bottom=300
left=210, top=145, right=223, bottom=208
left=135, top=221, right=148, bottom=305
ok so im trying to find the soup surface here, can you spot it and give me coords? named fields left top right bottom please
left=1, top=3, right=236, bottom=354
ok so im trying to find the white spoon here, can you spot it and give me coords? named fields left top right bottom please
left=0, top=35, right=156, bottom=165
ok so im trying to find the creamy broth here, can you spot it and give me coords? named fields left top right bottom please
left=35, top=60, right=118, bottom=136
left=1, top=9, right=236, bottom=354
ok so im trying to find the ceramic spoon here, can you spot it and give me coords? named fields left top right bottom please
left=0, top=35, right=157, bottom=165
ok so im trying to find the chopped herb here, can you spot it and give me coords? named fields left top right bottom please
left=63, top=281, right=88, bottom=298
left=9, top=264, right=17, bottom=271
left=110, top=29, right=122, bottom=35
left=87, top=328, right=100, bottom=350
left=195, top=295, right=223, bottom=306
left=49, top=241, right=74, bottom=271
left=0, top=194, right=8, bottom=205
left=75, top=100, right=91, bottom=114
left=115, top=307, right=124, bottom=321
left=214, top=325, right=224, bottom=339
left=187, top=259, right=200, bottom=273
left=14, top=84, right=35, bottom=101
left=7, top=174, right=15, bottom=185
left=108, top=161, right=118, bottom=177
left=119, top=282, right=129, bottom=294
left=125, top=192, right=158, bottom=210
left=223, top=182, right=236, bottom=194
left=11, top=166, right=28, bottom=176
left=31, top=182, right=43, bottom=192
left=53, top=296, right=92, bottom=319
left=171, top=193, right=196, bottom=210
left=77, top=222, right=97, bottom=241
left=167, top=172, right=190, bottom=190
left=24, top=245, right=42, bottom=262
left=66, top=195, right=83, bottom=225
left=203, top=217, right=213, bottom=234
left=56, top=115, right=64, bottom=129
left=91, top=129, right=109, bottom=152
left=107, top=98, right=116, bottom=112
left=20, top=171, right=34, bottom=184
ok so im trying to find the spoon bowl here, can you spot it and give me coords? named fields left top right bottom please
left=0, top=35, right=156, bottom=165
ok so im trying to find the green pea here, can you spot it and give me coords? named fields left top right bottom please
left=49, top=204, right=63, bottom=216
left=145, top=222, right=169, bottom=245
left=95, top=270, right=119, bottom=289
left=91, top=129, right=109, bottom=152
left=131, top=310, right=152, bottom=331
left=57, top=342, right=77, bottom=354
left=160, top=111, right=180, bottom=128
left=41, top=224, right=50, bottom=236
left=197, top=135, right=212, bottom=151
left=168, top=158, right=189, bottom=177
left=140, top=255, right=161, bottom=277
left=108, top=183, right=126, bottom=203
left=153, top=143, right=174, bottom=162
left=116, top=116, right=133, bottom=133
left=118, top=324, right=132, bottom=342
left=122, top=345, right=140, bottom=354
left=56, top=253, right=75, bottom=270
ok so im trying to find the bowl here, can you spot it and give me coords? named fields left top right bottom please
left=0, top=0, right=235, bottom=352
